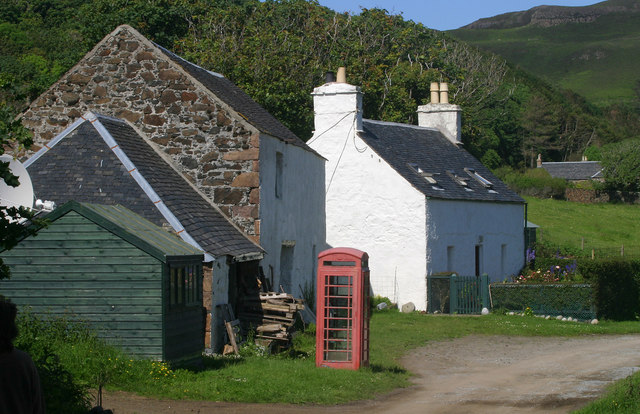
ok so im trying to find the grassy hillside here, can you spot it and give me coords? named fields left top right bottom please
left=525, top=196, right=640, bottom=257
left=451, top=4, right=640, bottom=107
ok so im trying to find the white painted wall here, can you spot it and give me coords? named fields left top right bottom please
left=259, top=135, right=326, bottom=300
left=425, top=198, right=525, bottom=282
left=309, top=82, right=427, bottom=309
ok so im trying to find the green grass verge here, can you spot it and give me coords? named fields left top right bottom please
left=525, top=196, right=640, bottom=256
left=575, top=370, right=640, bottom=413
left=21, top=311, right=640, bottom=407
left=102, top=313, right=640, bottom=403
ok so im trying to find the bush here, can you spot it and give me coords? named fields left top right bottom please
left=580, top=259, right=640, bottom=320
left=15, top=310, right=91, bottom=414
left=494, top=166, right=568, bottom=199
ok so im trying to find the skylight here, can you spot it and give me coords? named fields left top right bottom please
left=408, top=163, right=440, bottom=184
left=447, top=170, right=472, bottom=191
left=464, top=168, right=493, bottom=189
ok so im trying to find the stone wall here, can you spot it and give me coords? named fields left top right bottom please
left=21, top=26, right=260, bottom=239
left=565, top=188, right=610, bottom=204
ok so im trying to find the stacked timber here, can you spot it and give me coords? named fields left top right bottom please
left=238, top=292, right=305, bottom=349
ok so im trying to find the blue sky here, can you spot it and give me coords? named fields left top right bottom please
left=316, top=0, right=599, bottom=30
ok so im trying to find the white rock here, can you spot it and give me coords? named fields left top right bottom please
left=481, top=307, right=490, bottom=315
left=591, top=319, right=599, bottom=325
left=556, top=315, right=563, bottom=320
left=508, top=312, right=515, bottom=316
left=545, top=315, right=551, bottom=320
left=401, top=302, right=415, bottom=313
left=376, top=302, right=388, bottom=310
left=562, top=317, right=567, bottom=321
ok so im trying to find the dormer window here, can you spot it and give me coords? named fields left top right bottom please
left=465, top=168, right=493, bottom=189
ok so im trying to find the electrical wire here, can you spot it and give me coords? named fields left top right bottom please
left=306, top=110, right=356, bottom=146
left=325, top=119, right=355, bottom=195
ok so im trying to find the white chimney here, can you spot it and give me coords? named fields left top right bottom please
left=311, top=67, right=363, bottom=136
left=417, top=82, right=462, bottom=145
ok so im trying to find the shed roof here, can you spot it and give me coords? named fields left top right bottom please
left=360, top=120, right=524, bottom=203
left=25, top=112, right=263, bottom=261
left=45, top=201, right=204, bottom=262
left=540, top=161, right=603, bottom=181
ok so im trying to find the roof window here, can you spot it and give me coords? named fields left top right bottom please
left=465, top=168, right=493, bottom=188
left=447, top=170, right=473, bottom=191
left=408, top=163, right=441, bottom=185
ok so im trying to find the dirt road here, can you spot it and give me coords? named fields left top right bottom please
left=104, top=334, right=640, bottom=414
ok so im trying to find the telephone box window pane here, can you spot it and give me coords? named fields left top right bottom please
left=327, top=297, right=350, bottom=308
left=327, top=330, right=349, bottom=340
left=328, top=286, right=351, bottom=297
left=327, top=319, right=350, bottom=329
left=326, top=308, right=351, bottom=318
left=328, top=275, right=350, bottom=285
left=325, top=351, right=351, bottom=361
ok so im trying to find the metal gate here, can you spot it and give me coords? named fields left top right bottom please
left=427, top=274, right=489, bottom=314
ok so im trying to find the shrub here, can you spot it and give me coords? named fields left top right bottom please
left=580, top=259, right=640, bottom=320
left=15, top=310, right=91, bottom=414
left=494, top=166, right=567, bottom=199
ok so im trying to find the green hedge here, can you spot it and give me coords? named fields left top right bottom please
left=490, top=283, right=595, bottom=319
left=580, top=259, right=640, bottom=321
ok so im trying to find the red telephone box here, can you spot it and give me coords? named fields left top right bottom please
left=316, top=247, right=370, bottom=370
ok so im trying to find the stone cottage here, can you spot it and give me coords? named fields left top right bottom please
left=20, top=25, right=326, bottom=321
left=309, top=74, right=526, bottom=311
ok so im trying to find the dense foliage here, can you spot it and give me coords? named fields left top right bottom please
left=580, top=259, right=640, bottom=321
left=0, top=0, right=633, bottom=170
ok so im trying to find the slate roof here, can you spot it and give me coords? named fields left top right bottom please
left=25, top=112, right=263, bottom=260
left=540, top=161, right=603, bottom=181
left=155, top=42, right=314, bottom=153
left=360, top=120, right=524, bottom=203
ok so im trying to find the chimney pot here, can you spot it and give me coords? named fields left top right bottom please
left=537, top=154, right=542, bottom=168
left=336, top=67, right=347, bottom=83
left=439, top=82, right=449, bottom=104
left=430, top=82, right=439, bottom=104
left=325, top=71, right=336, bottom=83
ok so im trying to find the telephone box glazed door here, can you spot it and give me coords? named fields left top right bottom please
left=316, top=247, right=370, bottom=370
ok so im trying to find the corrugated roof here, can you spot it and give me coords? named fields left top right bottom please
left=25, top=112, right=263, bottom=260
left=360, top=119, right=524, bottom=203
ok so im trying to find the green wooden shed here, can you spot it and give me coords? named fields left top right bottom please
left=0, top=201, right=205, bottom=364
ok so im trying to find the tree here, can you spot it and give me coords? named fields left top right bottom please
left=599, top=139, right=640, bottom=193
left=0, top=74, right=45, bottom=279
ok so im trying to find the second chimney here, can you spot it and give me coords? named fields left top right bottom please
left=417, top=82, right=462, bottom=145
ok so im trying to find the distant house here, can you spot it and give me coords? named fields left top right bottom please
left=0, top=201, right=205, bottom=364
left=20, top=25, right=326, bottom=347
left=23, top=111, right=262, bottom=350
left=309, top=77, right=525, bottom=311
left=538, top=156, right=603, bottom=183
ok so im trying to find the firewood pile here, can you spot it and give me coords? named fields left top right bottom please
left=237, top=291, right=305, bottom=350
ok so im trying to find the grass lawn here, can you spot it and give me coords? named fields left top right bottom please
left=98, top=312, right=640, bottom=404
left=525, top=196, right=640, bottom=257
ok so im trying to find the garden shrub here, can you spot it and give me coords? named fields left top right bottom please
left=15, top=310, right=91, bottom=414
left=490, top=283, right=595, bottom=319
left=494, top=166, right=568, bottom=199
left=580, top=259, right=640, bottom=320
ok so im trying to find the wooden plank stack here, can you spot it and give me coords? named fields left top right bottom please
left=238, top=292, right=305, bottom=350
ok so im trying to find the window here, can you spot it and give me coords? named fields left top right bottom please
left=475, top=245, right=483, bottom=277
left=447, top=170, right=473, bottom=191
left=169, top=263, right=202, bottom=307
left=464, top=168, right=494, bottom=189
left=408, top=163, right=443, bottom=190
left=279, top=244, right=294, bottom=293
left=275, top=152, right=283, bottom=199
left=447, top=246, right=455, bottom=272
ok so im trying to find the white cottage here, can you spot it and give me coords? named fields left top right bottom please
left=308, top=72, right=525, bottom=311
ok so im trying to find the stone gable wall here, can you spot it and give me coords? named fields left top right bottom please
left=21, top=27, right=260, bottom=239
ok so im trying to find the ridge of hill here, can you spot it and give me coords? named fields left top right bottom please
left=451, top=0, right=640, bottom=107
left=461, top=0, right=640, bottom=29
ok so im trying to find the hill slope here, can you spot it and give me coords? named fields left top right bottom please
left=451, top=0, right=640, bottom=107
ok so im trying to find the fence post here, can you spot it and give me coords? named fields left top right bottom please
left=449, top=274, right=458, bottom=314
left=481, top=274, right=489, bottom=310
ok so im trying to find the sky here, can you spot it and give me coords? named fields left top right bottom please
left=316, top=0, right=600, bottom=31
